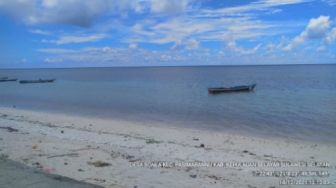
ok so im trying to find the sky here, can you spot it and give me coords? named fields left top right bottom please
left=0, top=0, right=336, bottom=68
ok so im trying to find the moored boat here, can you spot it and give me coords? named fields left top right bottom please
left=208, top=84, right=256, bottom=94
left=19, top=79, right=56, bottom=84
left=0, top=78, right=18, bottom=82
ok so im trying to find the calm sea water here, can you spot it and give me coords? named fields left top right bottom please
left=1, top=65, right=336, bottom=143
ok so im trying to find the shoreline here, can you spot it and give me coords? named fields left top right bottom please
left=1, top=104, right=333, bottom=146
left=0, top=107, right=335, bottom=187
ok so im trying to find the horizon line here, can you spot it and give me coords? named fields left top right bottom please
left=0, top=63, right=335, bottom=70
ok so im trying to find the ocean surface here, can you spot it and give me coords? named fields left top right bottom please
left=1, top=65, right=336, bottom=143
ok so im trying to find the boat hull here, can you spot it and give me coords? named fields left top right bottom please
left=19, top=79, right=55, bottom=84
left=0, top=79, right=18, bottom=82
left=208, top=84, right=256, bottom=94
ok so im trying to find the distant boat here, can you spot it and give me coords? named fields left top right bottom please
left=0, top=78, right=17, bottom=82
left=19, top=79, right=55, bottom=84
left=208, top=84, right=256, bottom=94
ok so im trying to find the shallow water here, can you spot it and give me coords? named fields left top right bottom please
left=1, top=65, right=336, bottom=143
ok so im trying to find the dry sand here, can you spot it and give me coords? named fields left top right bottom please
left=0, top=107, right=335, bottom=188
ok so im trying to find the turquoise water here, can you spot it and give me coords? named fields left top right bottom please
left=1, top=65, right=336, bottom=143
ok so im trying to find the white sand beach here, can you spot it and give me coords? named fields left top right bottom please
left=0, top=107, right=335, bottom=188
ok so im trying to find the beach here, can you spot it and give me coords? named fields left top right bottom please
left=0, top=106, right=335, bottom=188
left=0, top=158, right=103, bottom=188
left=1, top=0, right=336, bottom=187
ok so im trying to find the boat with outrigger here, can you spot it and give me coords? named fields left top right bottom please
left=208, top=84, right=256, bottom=94
left=19, top=79, right=56, bottom=84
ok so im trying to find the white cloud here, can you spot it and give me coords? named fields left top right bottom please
left=123, top=0, right=307, bottom=46
left=128, top=43, right=138, bottom=49
left=29, top=29, right=51, bottom=35
left=42, top=0, right=58, bottom=8
left=150, top=18, right=215, bottom=44
left=170, top=39, right=199, bottom=50
left=284, top=35, right=305, bottom=51
left=0, top=0, right=193, bottom=27
left=44, top=57, right=64, bottom=63
left=198, top=0, right=310, bottom=18
left=52, top=34, right=107, bottom=45
left=265, top=43, right=276, bottom=53
left=322, top=0, right=336, bottom=6
left=0, top=0, right=311, bottom=47
left=186, top=39, right=199, bottom=50
left=128, top=16, right=278, bottom=46
left=39, top=46, right=195, bottom=65
left=0, top=0, right=145, bottom=27
left=326, top=28, right=336, bottom=43
left=37, top=44, right=336, bottom=67
left=284, top=15, right=331, bottom=50
left=0, top=0, right=311, bottom=28
left=150, top=0, right=191, bottom=14
left=171, top=40, right=183, bottom=50
left=38, top=48, right=76, bottom=53
left=227, top=41, right=262, bottom=55
left=37, top=46, right=199, bottom=66
left=304, top=16, right=331, bottom=38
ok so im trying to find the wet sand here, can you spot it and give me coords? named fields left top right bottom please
left=0, top=107, right=335, bottom=188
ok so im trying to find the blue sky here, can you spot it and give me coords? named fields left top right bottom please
left=0, top=0, right=336, bottom=68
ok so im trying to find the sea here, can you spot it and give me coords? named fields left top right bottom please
left=1, top=64, right=336, bottom=143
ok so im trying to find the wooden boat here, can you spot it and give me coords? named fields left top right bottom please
left=19, top=79, right=55, bottom=84
left=0, top=78, right=17, bottom=82
left=208, top=84, right=256, bottom=94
